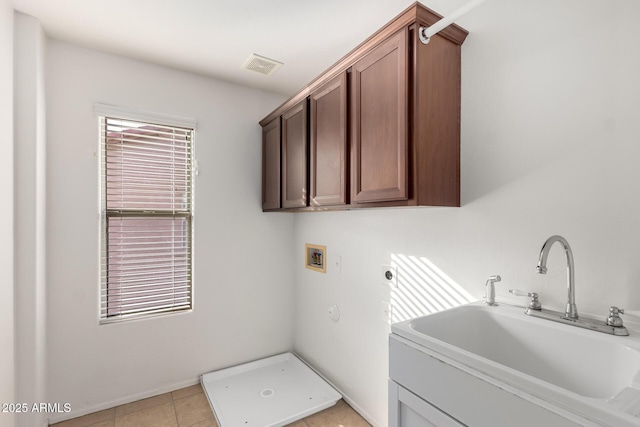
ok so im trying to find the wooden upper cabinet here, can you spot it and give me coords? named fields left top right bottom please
left=262, top=118, right=281, bottom=210
left=310, top=73, right=348, bottom=206
left=281, top=100, right=308, bottom=209
left=259, top=3, right=468, bottom=211
left=351, top=29, right=408, bottom=204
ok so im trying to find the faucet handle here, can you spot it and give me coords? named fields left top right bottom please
left=610, top=306, right=624, bottom=315
left=509, top=289, right=529, bottom=297
left=509, top=289, right=542, bottom=310
left=607, top=307, right=625, bottom=327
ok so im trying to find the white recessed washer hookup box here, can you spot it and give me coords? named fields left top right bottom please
left=201, top=352, right=341, bottom=427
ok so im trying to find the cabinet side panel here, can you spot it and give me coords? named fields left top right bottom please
left=262, top=119, right=281, bottom=210
left=415, top=34, right=461, bottom=207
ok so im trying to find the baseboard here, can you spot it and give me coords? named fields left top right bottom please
left=294, top=352, right=382, bottom=427
left=339, top=394, right=381, bottom=427
left=46, top=377, right=200, bottom=425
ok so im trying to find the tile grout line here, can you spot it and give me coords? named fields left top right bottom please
left=170, top=389, right=182, bottom=427
left=171, top=392, right=181, bottom=427
left=171, top=398, right=180, bottom=427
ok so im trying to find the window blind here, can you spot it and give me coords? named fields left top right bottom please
left=100, top=116, right=193, bottom=322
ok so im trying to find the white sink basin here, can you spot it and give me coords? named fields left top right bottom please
left=392, top=303, right=640, bottom=400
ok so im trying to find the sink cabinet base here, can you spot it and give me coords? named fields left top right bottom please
left=389, top=335, right=587, bottom=427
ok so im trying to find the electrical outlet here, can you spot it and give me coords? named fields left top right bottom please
left=381, top=301, right=392, bottom=324
left=333, top=255, right=342, bottom=273
left=381, top=265, right=398, bottom=288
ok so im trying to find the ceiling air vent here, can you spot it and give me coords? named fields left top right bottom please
left=242, top=53, right=283, bottom=76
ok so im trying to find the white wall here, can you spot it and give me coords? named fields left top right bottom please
left=45, top=40, right=292, bottom=421
left=0, top=0, right=15, bottom=426
left=14, top=11, right=48, bottom=427
left=293, top=1, right=640, bottom=425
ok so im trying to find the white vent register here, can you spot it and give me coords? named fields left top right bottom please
left=242, top=53, right=283, bottom=76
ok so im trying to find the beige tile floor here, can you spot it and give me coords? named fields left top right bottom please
left=50, top=384, right=371, bottom=427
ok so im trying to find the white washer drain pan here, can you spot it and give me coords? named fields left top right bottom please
left=201, top=352, right=341, bottom=427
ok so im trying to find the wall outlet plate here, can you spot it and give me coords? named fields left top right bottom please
left=381, top=265, right=398, bottom=288
left=381, top=301, right=392, bottom=324
left=332, top=255, right=342, bottom=273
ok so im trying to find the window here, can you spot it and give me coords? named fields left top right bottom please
left=99, top=114, right=194, bottom=322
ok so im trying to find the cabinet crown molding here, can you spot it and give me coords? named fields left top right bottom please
left=259, top=2, right=468, bottom=127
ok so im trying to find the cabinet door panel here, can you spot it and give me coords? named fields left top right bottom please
left=262, top=118, right=280, bottom=210
left=351, top=28, right=408, bottom=203
left=310, top=73, right=347, bottom=206
left=390, top=381, right=464, bottom=427
left=399, top=385, right=464, bottom=427
left=282, top=101, right=308, bottom=209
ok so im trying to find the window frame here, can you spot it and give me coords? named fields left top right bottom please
left=96, top=104, right=196, bottom=324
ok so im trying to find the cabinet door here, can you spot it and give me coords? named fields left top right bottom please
left=310, top=73, right=347, bottom=206
left=262, top=118, right=281, bottom=210
left=390, top=381, right=464, bottom=427
left=281, top=100, right=308, bottom=209
left=351, top=28, right=408, bottom=203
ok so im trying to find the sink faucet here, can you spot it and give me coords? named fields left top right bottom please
left=512, top=236, right=626, bottom=335
left=536, top=235, right=578, bottom=319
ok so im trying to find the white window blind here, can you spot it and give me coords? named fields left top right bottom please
left=100, top=116, right=193, bottom=322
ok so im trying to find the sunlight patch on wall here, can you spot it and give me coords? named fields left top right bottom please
left=390, top=254, right=474, bottom=323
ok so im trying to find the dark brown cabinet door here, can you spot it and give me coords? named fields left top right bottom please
left=281, top=101, right=308, bottom=209
left=262, top=118, right=281, bottom=210
left=351, top=28, right=408, bottom=203
left=310, top=73, right=347, bottom=206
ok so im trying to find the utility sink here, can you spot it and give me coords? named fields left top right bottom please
left=392, top=303, right=640, bottom=401
left=407, top=303, right=640, bottom=399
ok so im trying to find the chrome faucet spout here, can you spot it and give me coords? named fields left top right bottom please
left=521, top=236, right=626, bottom=335
left=536, top=235, right=578, bottom=319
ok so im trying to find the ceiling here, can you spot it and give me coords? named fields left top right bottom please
left=10, top=0, right=472, bottom=96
